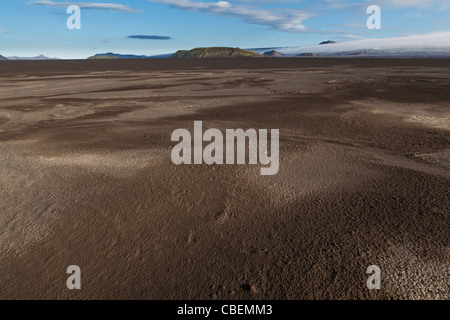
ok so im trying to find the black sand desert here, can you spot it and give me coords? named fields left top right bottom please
left=0, top=58, right=448, bottom=299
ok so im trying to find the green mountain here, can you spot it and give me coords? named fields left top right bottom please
left=0, top=55, right=9, bottom=60
left=171, top=47, right=263, bottom=58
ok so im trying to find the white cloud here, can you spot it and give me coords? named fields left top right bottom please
left=29, top=1, right=142, bottom=12
left=387, top=0, right=443, bottom=7
left=149, top=0, right=313, bottom=32
left=373, top=0, right=450, bottom=10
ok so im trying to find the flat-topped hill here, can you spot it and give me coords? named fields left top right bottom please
left=171, top=47, right=263, bottom=58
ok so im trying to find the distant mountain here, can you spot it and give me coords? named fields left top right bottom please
left=87, top=52, right=174, bottom=59
left=296, top=53, right=321, bottom=57
left=263, top=50, right=283, bottom=57
left=0, top=55, right=8, bottom=60
left=247, top=47, right=283, bottom=52
left=87, top=52, right=152, bottom=59
left=8, top=55, right=59, bottom=60
left=292, top=48, right=450, bottom=58
left=87, top=54, right=121, bottom=60
left=148, top=53, right=173, bottom=58
left=319, top=40, right=336, bottom=45
left=171, top=47, right=263, bottom=58
left=329, top=48, right=450, bottom=57
left=279, top=32, right=450, bottom=57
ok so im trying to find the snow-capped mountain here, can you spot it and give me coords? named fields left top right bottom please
left=257, top=31, right=450, bottom=57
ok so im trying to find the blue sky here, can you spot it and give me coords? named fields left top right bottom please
left=1, top=0, right=450, bottom=58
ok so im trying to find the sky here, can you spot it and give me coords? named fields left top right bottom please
left=1, top=0, right=450, bottom=59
